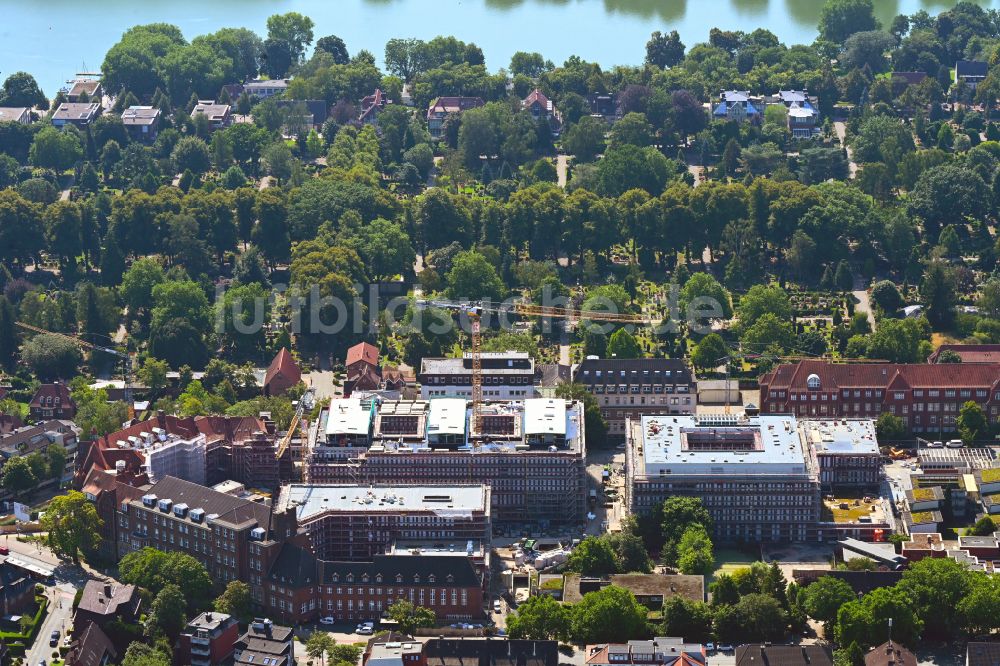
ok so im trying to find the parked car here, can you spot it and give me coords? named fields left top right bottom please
left=49, top=630, right=59, bottom=647
left=0, top=546, right=10, bottom=556
left=719, top=644, right=734, bottom=652
left=493, top=600, right=502, bottom=613
left=356, top=622, right=374, bottom=635
left=319, top=616, right=335, bottom=625
left=706, top=643, right=715, bottom=652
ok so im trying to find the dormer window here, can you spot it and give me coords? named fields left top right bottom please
left=446, top=574, right=454, bottom=583
left=413, top=574, right=420, bottom=583
left=331, top=574, right=339, bottom=583
left=375, top=574, right=383, bottom=583
left=428, top=574, right=435, bottom=583
left=362, top=574, right=369, bottom=583
left=396, top=574, right=403, bottom=583
left=346, top=573, right=354, bottom=583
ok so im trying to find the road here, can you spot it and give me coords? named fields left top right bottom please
left=556, top=154, right=569, bottom=188
left=26, top=583, right=75, bottom=666
left=852, top=277, right=876, bottom=329
left=833, top=121, right=858, bottom=178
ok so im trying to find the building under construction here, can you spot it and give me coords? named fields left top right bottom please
left=304, top=397, right=587, bottom=525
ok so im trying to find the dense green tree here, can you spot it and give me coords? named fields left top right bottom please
left=570, top=585, right=649, bottom=644
left=836, top=586, right=922, bottom=648
left=607, top=328, right=641, bottom=359
left=957, top=401, right=989, bottom=445
left=691, top=333, right=727, bottom=371
left=819, top=0, right=879, bottom=43
left=20, top=333, right=81, bottom=379
left=445, top=251, right=505, bottom=302
left=676, top=524, right=715, bottom=575
left=146, top=584, right=187, bottom=639
left=385, top=599, right=436, bottom=634
left=645, top=30, right=686, bottom=68
left=659, top=497, right=713, bottom=565
left=507, top=594, right=570, bottom=641
left=563, top=117, right=607, bottom=163
left=120, top=643, right=172, bottom=666
left=214, top=581, right=252, bottom=623
left=920, top=260, right=956, bottom=329
left=0, top=72, right=47, bottom=108
left=875, top=412, right=907, bottom=440
left=660, top=596, right=714, bottom=643
left=42, top=490, right=103, bottom=563
left=30, top=125, right=83, bottom=171
left=870, top=281, right=904, bottom=314
left=714, top=593, right=787, bottom=643
left=802, top=576, right=855, bottom=635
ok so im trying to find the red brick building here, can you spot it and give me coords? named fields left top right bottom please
left=264, top=348, right=301, bottom=397
left=178, top=612, right=240, bottom=666
left=264, top=542, right=485, bottom=625
left=29, top=383, right=76, bottom=420
left=759, top=360, right=1000, bottom=434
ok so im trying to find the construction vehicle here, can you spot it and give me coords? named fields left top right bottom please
left=889, top=448, right=909, bottom=460
left=15, top=321, right=136, bottom=418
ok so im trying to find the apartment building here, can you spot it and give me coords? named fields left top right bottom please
left=234, top=619, right=294, bottom=666
left=802, top=419, right=880, bottom=491
left=29, top=383, right=76, bottom=420
left=759, top=360, right=1000, bottom=434
left=573, top=358, right=695, bottom=438
left=625, top=414, right=820, bottom=542
left=276, top=484, right=490, bottom=561
left=178, top=612, right=239, bottom=666
left=306, top=398, right=588, bottom=524
left=420, top=352, right=536, bottom=400
left=113, top=476, right=297, bottom=600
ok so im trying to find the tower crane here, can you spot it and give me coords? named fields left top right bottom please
left=15, top=321, right=136, bottom=417
left=275, top=384, right=315, bottom=464
left=417, top=299, right=652, bottom=435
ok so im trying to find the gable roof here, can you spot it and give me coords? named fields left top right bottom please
left=865, top=642, right=917, bottom=666
left=0, top=107, right=30, bottom=123
left=760, top=359, right=1000, bottom=391
left=957, top=60, right=988, bottom=78
left=66, top=620, right=117, bottom=666
left=29, top=383, right=75, bottom=410
left=346, top=342, right=380, bottom=368
left=77, top=579, right=140, bottom=618
left=427, top=96, right=485, bottom=116
left=523, top=89, right=553, bottom=112
left=928, top=344, right=1000, bottom=364
left=735, top=645, right=833, bottom=666
left=0, top=413, right=24, bottom=436
left=52, top=103, right=100, bottom=122
left=264, top=348, right=301, bottom=388
left=424, top=638, right=559, bottom=666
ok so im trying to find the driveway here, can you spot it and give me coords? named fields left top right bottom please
left=833, top=121, right=858, bottom=178
left=852, top=277, right=876, bottom=330
left=556, top=154, right=570, bottom=188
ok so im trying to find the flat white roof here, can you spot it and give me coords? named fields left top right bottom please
left=325, top=398, right=373, bottom=437
left=524, top=398, right=567, bottom=436
left=281, top=484, right=487, bottom=520
left=636, top=414, right=808, bottom=476
left=427, top=398, right=467, bottom=435
left=803, top=419, right=879, bottom=455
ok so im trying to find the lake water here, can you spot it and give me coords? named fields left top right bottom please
left=1, top=0, right=997, bottom=96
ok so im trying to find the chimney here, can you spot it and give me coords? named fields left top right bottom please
left=103, top=584, right=112, bottom=597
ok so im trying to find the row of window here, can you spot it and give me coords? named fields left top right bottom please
left=771, top=389, right=995, bottom=400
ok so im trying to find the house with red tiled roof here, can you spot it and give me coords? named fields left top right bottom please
left=427, top=96, right=485, bottom=138
left=359, top=88, right=391, bottom=125
left=928, top=344, right=1000, bottom=364
left=344, top=342, right=382, bottom=396
left=264, top=348, right=301, bottom=397
left=29, top=383, right=76, bottom=420
left=522, top=88, right=562, bottom=134
left=759, top=360, right=1000, bottom=434
left=0, top=413, right=23, bottom=436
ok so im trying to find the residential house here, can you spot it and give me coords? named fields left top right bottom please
left=522, top=88, right=561, bottom=134
left=0, top=413, right=23, bottom=437
left=366, top=638, right=423, bottom=666
left=759, top=359, right=1000, bottom=433
left=245, top=79, right=289, bottom=99
left=585, top=638, right=706, bottom=666
left=274, top=99, right=329, bottom=130
left=771, top=90, right=820, bottom=138
left=536, top=363, right=571, bottom=398
left=67, top=79, right=102, bottom=103
left=51, top=102, right=101, bottom=129
left=65, top=620, right=117, bottom=666
left=191, top=101, right=232, bottom=130
left=968, top=643, right=1000, bottom=666
left=427, top=96, right=484, bottom=139
left=0, top=107, right=31, bottom=124
left=956, top=60, right=988, bottom=91
left=573, top=358, right=695, bottom=438
left=865, top=641, right=916, bottom=666
left=345, top=342, right=382, bottom=395
left=423, top=638, right=559, bottom=666
left=121, top=106, right=161, bottom=142
left=264, top=348, right=301, bottom=397
left=928, top=344, right=1000, bottom=364
left=359, top=89, right=390, bottom=125
left=234, top=618, right=294, bottom=666
left=0, top=562, right=37, bottom=616
left=0, top=420, right=79, bottom=468
left=29, top=383, right=76, bottom=420
left=712, top=91, right=761, bottom=123
left=735, top=645, right=833, bottom=666
left=178, top=612, right=240, bottom=666
left=73, top=580, right=142, bottom=628
left=587, top=93, right=620, bottom=122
